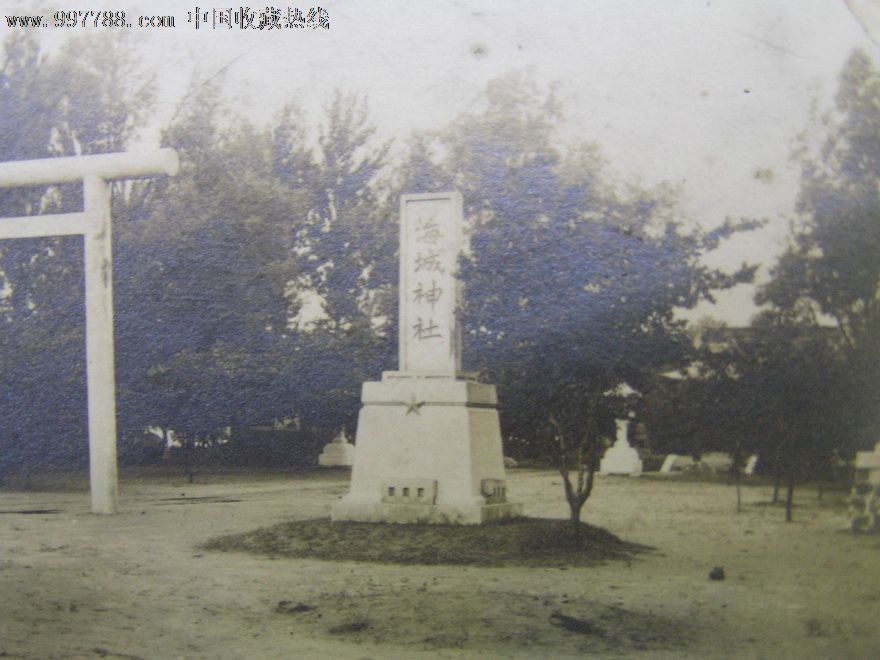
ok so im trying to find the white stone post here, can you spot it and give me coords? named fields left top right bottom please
left=83, top=175, right=118, bottom=514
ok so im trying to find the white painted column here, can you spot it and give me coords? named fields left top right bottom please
left=83, top=175, right=118, bottom=514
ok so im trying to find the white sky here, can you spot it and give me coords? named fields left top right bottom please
left=3, top=0, right=878, bottom=325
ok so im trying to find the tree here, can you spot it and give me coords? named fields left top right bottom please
left=738, top=316, right=840, bottom=518
left=114, top=84, right=395, bottom=461
left=755, top=49, right=880, bottom=516
left=281, top=91, right=396, bottom=439
left=114, top=77, right=307, bottom=454
left=648, top=321, right=785, bottom=511
left=396, top=74, right=757, bottom=532
left=294, top=91, right=394, bottom=330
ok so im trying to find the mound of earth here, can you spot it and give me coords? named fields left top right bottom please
left=201, top=516, right=651, bottom=567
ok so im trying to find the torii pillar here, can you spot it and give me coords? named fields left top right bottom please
left=0, top=150, right=179, bottom=513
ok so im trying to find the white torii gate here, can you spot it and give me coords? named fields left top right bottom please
left=0, top=149, right=179, bottom=513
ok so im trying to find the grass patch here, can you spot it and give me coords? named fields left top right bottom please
left=201, top=517, right=650, bottom=567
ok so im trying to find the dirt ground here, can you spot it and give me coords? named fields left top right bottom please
left=0, top=469, right=877, bottom=659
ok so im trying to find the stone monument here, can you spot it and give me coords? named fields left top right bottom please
left=660, top=454, right=679, bottom=473
left=659, top=454, right=695, bottom=473
left=699, top=452, right=734, bottom=473
left=599, top=418, right=643, bottom=476
left=744, top=454, right=759, bottom=476
left=331, top=192, right=522, bottom=524
left=318, top=430, right=355, bottom=467
left=851, top=441, right=880, bottom=533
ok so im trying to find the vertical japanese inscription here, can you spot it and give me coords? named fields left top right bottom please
left=400, top=193, right=463, bottom=375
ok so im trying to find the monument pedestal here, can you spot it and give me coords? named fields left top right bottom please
left=318, top=431, right=355, bottom=467
left=599, top=419, right=643, bottom=476
left=331, top=372, right=523, bottom=524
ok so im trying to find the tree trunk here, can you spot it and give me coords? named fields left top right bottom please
left=184, top=438, right=195, bottom=484
left=569, top=500, right=583, bottom=538
left=552, top=410, right=597, bottom=543
left=735, top=469, right=742, bottom=513
left=785, top=474, right=795, bottom=523
left=772, top=441, right=783, bottom=504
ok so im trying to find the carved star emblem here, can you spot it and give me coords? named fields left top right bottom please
left=404, top=393, right=425, bottom=416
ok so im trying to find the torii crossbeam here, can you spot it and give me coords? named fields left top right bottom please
left=0, top=149, right=179, bottom=513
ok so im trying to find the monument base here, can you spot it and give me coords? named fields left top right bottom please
left=599, top=418, right=643, bottom=476
left=330, top=373, right=522, bottom=525
left=599, top=440, right=643, bottom=476
left=317, top=434, right=355, bottom=467
left=332, top=500, right=523, bottom=525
